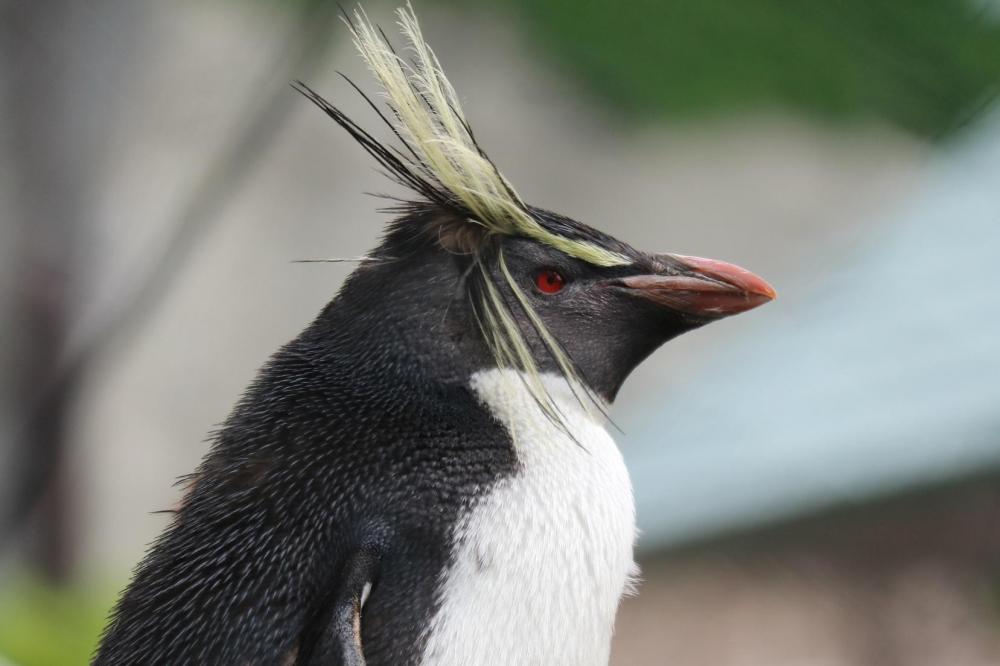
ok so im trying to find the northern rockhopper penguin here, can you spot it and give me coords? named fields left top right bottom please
left=95, top=5, right=775, bottom=665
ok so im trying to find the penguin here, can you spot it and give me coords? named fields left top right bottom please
left=94, top=5, right=775, bottom=666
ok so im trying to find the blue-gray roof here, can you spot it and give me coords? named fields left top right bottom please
left=626, top=112, right=1000, bottom=551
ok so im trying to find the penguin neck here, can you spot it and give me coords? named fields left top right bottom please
left=475, top=369, right=610, bottom=430
left=313, top=252, right=496, bottom=388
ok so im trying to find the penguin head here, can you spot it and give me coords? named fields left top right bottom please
left=475, top=215, right=774, bottom=400
left=337, top=202, right=773, bottom=404
left=300, top=6, right=774, bottom=412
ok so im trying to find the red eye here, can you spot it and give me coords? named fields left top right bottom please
left=535, top=269, right=566, bottom=294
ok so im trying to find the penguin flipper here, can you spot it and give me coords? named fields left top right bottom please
left=300, top=549, right=380, bottom=665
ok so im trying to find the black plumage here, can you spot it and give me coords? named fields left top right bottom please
left=95, top=7, right=774, bottom=664
left=97, top=223, right=518, bottom=664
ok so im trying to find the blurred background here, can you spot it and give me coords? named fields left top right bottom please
left=2, top=0, right=1000, bottom=664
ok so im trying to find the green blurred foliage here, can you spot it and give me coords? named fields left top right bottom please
left=0, top=578, right=116, bottom=666
left=431, top=0, right=1000, bottom=137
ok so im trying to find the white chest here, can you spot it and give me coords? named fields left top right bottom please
left=419, top=370, right=638, bottom=666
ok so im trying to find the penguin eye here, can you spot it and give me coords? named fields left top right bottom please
left=534, top=269, right=566, bottom=294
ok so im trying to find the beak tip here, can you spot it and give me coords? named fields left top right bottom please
left=753, top=280, right=778, bottom=303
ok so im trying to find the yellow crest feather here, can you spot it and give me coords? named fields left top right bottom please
left=349, top=3, right=630, bottom=268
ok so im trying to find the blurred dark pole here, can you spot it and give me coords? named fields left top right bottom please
left=0, top=0, right=150, bottom=582
left=0, top=0, right=341, bottom=582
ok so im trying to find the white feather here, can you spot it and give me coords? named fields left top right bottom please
left=419, top=370, right=638, bottom=666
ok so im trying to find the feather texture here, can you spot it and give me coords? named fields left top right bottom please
left=295, top=3, right=627, bottom=431
left=346, top=3, right=630, bottom=268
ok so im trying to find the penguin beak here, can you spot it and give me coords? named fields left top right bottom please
left=618, top=254, right=776, bottom=319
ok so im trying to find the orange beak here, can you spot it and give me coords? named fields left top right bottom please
left=620, top=254, right=776, bottom=319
